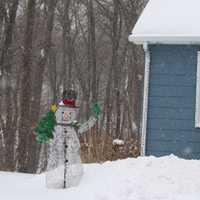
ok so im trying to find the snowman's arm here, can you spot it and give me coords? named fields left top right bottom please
left=77, top=103, right=101, bottom=134
left=78, top=116, right=97, bottom=135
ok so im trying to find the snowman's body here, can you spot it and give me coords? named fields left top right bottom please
left=46, top=106, right=83, bottom=189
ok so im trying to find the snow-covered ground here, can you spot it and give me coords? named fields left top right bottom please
left=1, top=155, right=200, bottom=200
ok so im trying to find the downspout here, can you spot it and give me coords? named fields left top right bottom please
left=141, top=43, right=150, bottom=156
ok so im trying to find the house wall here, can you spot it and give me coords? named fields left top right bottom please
left=146, top=45, right=200, bottom=159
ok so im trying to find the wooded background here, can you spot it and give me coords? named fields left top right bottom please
left=0, top=0, right=146, bottom=173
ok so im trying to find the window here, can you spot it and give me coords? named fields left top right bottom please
left=195, top=51, right=200, bottom=127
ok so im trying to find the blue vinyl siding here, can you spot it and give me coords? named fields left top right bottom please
left=146, top=45, right=200, bottom=159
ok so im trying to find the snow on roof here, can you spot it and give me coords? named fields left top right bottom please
left=129, top=0, right=200, bottom=44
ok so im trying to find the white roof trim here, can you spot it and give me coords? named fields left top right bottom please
left=129, top=35, right=200, bottom=45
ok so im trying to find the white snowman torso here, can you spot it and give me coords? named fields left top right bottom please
left=46, top=106, right=83, bottom=189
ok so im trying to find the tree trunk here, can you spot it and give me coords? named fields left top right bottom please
left=27, top=0, right=57, bottom=173
left=0, top=0, right=19, bottom=171
left=17, top=0, right=36, bottom=172
left=0, top=0, right=19, bottom=73
left=62, top=0, right=73, bottom=89
left=112, top=0, right=121, bottom=138
left=87, top=0, right=97, bottom=103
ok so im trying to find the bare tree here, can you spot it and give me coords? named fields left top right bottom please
left=17, top=0, right=36, bottom=172
left=87, top=0, right=97, bottom=103
left=26, top=0, right=58, bottom=173
left=0, top=0, right=19, bottom=171
left=0, top=0, right=146, bottom=171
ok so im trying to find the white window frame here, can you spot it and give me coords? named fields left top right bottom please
left=195, top=51, right=200, bottom=128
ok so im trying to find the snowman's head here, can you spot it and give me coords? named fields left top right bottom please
left=56, top=106, right=79, bottom=124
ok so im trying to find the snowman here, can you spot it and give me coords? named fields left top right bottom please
left=45, top=90, right=100, bottom=189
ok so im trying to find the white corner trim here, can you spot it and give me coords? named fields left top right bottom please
left=195, top=51, right=200, bottom=128
left=141, top=43, right=151, bottom=156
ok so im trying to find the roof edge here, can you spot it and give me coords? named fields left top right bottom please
left=129, top=34, right=200, bottom=45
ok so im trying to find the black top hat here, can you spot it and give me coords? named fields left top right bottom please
left=62, top=89, right=77, bottom=100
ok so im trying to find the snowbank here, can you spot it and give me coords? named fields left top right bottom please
left=112, top=139, right=125, bottom=146
left=1, top=155, right=200, bottom=200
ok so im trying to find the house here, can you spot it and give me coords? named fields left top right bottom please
left=129, top=0, right=200, bottom=159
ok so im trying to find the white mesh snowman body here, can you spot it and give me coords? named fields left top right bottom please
left=46, top=105, right=83, bottom=189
